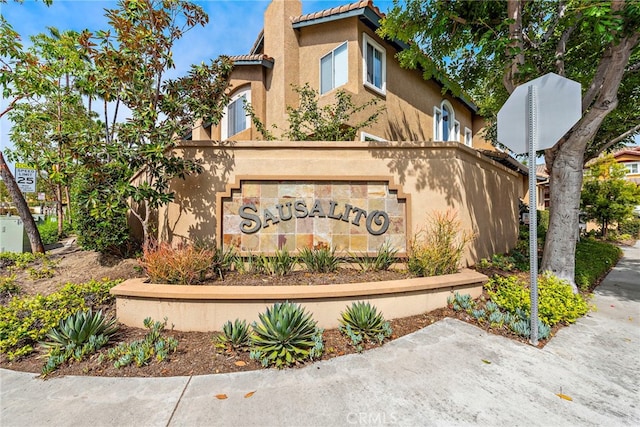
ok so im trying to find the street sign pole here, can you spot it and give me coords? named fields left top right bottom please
left=498, top=73, right=581, bottom=346
left=527, top=85, right=539, bottom=346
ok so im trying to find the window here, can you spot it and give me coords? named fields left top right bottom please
left=360, top=132, right=386, bottom=142
left=433, top=107, right=441, bottom=141
left=464, top=127, right=473, bottom=147
left=434, top=100, right=456, bottom=142
left=625, top=162, right=640, bottom=175
left=362, top=33, right=386, bottom=94
left=320, top=42, right=348, bottom=95
left=222, top=87, right=251, bottom=139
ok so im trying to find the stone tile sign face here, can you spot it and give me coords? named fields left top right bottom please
left=221, top=180, right=407, bottom=254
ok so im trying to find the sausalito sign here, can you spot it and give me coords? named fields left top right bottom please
left=219, top=179, right=408, bottom=254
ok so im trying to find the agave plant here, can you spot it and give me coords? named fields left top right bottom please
left=43, top=309, right=119, bottom=349
left=339, top=301, right=392, bottom=348
left=41, top=309, right=119, bottom=375
left=249, top=302, right=324, bottom=368
left=215, top=319, right=251, bottom=350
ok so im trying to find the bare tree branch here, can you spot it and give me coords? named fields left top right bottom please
left=587, top=123, right=640, bottom=161
left=543, top=1, right=568, bottom=44
left=555, top=22, right=576, bottom=76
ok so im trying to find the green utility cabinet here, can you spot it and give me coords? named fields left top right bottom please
left=0, top=216, right=31, bottom=253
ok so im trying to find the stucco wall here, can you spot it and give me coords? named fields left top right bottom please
left=158, top=140, right=519, bottom=265
left=206, top=13, right=489, bottom=148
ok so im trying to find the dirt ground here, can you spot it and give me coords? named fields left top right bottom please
left=0, top=241, right=545, bottom=378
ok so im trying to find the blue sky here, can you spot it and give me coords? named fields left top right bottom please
left=1, top=0, right=636, bottom=167
left=0, top=0, right=395, bottom=167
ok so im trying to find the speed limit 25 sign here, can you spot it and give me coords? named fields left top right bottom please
left=14, top=163, right=37, bottom=193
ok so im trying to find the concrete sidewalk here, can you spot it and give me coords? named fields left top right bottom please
left=2, top=242, right=639, bottom=427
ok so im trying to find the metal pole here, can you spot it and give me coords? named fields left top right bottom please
left=528, top=85, right=539, bottom=346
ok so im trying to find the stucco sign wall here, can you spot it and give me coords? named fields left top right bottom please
left=220, top=179, right=408, bottom=254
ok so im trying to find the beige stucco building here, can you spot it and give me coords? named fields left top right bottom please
left=155, top=0, right=525, bottom=265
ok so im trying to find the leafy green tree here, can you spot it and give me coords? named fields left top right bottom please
left=77, top=0, right=233, bottom=247
left=581, top=155, right=640, bottom=237
left=7, top=28, right=100, bottom=237
left=381, top=0, right=639, bottom=291
left=0, top=15, right=53, bottom=253
left=248, top=83, right=383, bottom=141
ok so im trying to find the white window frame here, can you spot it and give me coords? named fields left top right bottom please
left=433, top=106, right=442, bottom=141
left=362, top=33, right=387, bottom=95
left=434, top=100, right=456, bottom=142
left=360, top=131, right=387, bottom=142
left=221, top=87, right=251, bottom=140
left=625, top=162, right=640, bottom=175
left=464, top=127, right=473, bottom=147
left=320, top=41, right=348, bottom=95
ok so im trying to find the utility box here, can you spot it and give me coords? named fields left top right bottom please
left=0, top=216, right=31, bottom=253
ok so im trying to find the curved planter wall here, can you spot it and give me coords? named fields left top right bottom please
left=110, top=269, right=488, bottom=331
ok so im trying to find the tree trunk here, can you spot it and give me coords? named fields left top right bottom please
left=56, top=182, right=64, bottom=237
left=541, top=30, right=638, bottom=292
left=542, top=142, right=584, bottom=291
left=0, top=151, right=44, bottom=253
left=64, top=185, right=72, bottom=225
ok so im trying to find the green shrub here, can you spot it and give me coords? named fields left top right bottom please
left=215, top=319, right=251, bottom=350
left=37, top=218, right=71, bottom=246
left=349, top=242, right=399, bottom=272
left=265, top=249, right=297, bottom=276
left=618, top=218, right=640, bottom=238
left=484, top=276, right=530, bottom=314
left=408, top=210, right=474, bottom=277
left=485, top=273, right=590, bottom=326
left=0, top=252, right=44, bottom=270
left=103, top=317, right=178, bottom=368
left=41, top=309, right=119, bottom=375
left=0, top=279, right=120, bottom=360
left=0, top=275, right=20, bottom=300
left=537, top=210, right=550, bottom=240
left=71, top=164, right=135, bottom=256
left=234, top=253, right=264, bottom=275
left=339, top=302, right=392, bottom=352
left=250, top=302, right=324, bottom=368
left=537, top=273, right=590, bottom=325
left=575, top=239, right=623, bottom=290
left=140, top=242, right=215, bottom=285
left=299, top=245, right=341, bottom=273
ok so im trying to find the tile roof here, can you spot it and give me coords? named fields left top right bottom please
left=536, top=164, right=549, bottom=177
left=229, top=54, right=274, bottom=66
left=291, top=0, right=384, bottom=24
left=613, top=145, right=640, bottom=158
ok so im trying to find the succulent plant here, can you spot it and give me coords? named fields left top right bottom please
left=43, top=309, right=119, bottom=349
left=485, top=301, right=499, bottom=313
left=250, top=302, right=324, bottom=368
left=448, top=292, right=475, bottom=312
left=471, top=308, right=486, bottom=321
left=508, top=318, right=551, bottom=340
left=41, top=309, right=119, bottom=375
left=215, top=319, right=251, bottom=350
left=339, top=301, right=392, bottom=348
left=488, top=310, right=505, bottom=327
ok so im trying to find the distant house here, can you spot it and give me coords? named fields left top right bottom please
left=613, top=146, right=640, bottom=185
left=191, top=0, right=495, bottom=151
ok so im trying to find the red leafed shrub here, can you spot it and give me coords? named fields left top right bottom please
left=139, top=241, right=214, bottom=285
